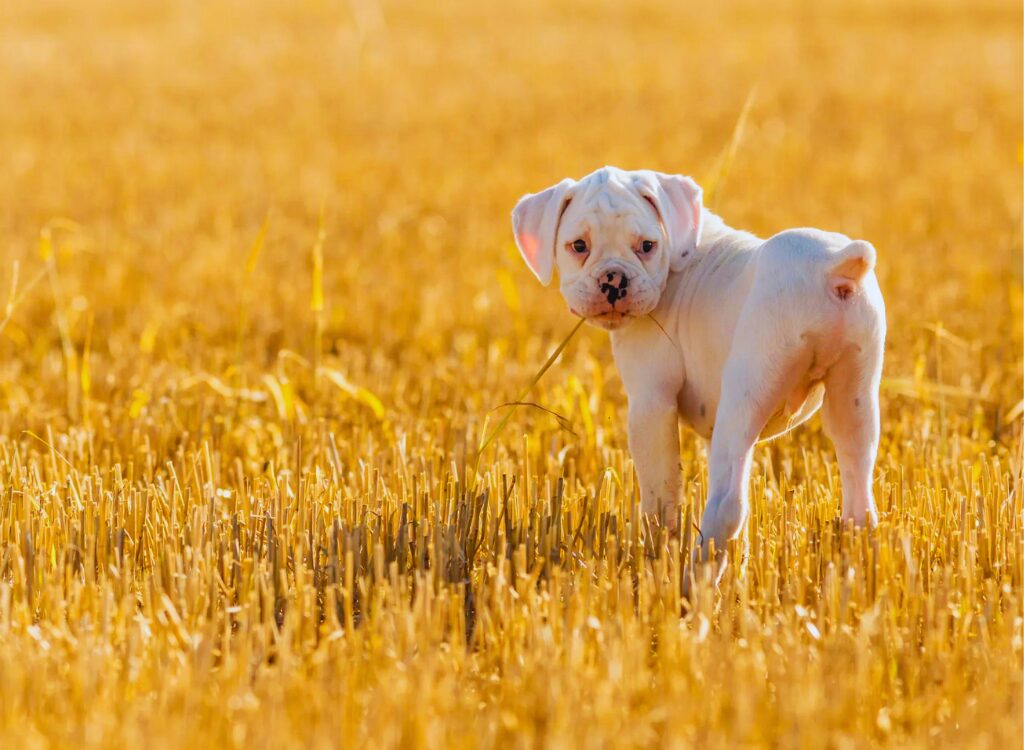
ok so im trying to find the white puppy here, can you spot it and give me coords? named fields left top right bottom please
left=512, top=166, right=885, bottom=575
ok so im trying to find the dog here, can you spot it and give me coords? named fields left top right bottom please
left=512, top=166, right=885, bottom=578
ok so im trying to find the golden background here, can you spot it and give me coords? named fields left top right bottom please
left=0, top=0, right=1020, bottom=747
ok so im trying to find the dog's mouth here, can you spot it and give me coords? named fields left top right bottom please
left=570, top=298, right=656, bottom=330
left=581, top=310, right=635, bottom=330
left=566, top=284, right=657, bottom=330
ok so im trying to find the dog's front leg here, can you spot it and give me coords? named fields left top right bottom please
left=628, top=396, right=682, bottom=532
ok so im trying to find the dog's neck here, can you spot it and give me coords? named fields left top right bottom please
left=648, top=209, right=762, bottom=323
left=693, top=209, right=762, bottom=263
left=665, top=208, right=760, bottom=279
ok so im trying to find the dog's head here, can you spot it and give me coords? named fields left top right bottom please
left=512, top=166, right=704, bottom=330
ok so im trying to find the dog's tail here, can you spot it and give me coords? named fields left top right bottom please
left=827, top=240, right=876, bottom=301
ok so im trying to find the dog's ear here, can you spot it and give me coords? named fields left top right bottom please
left=511, top=178, right=575, bottom=286
left=634, top=172, right=704, bottom=272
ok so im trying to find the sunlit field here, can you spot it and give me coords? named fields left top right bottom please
left=0, top=0, right=1020, bottom=747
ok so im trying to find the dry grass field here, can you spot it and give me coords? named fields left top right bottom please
left=0, top=0, right=1021, bottom=747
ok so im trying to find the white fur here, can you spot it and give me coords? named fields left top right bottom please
left=513, top=166, right=886, bottom=580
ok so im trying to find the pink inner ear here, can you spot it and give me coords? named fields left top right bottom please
left=518, top=232, right=543, bottom=268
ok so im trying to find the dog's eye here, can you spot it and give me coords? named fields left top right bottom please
left=640, top=240, right=656, bottom=254
left=571, top=239, right=588, bottom=254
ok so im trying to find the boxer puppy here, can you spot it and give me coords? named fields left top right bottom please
left=512, top=166, right=885, bottom=578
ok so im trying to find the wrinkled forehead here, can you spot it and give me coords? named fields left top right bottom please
left=560, top=172, right=659, bottom=237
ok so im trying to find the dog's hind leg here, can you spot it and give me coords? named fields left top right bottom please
left=821, top=339, right=883, bottom=526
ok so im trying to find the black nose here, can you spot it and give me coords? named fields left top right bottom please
left=600, top=271, right=629, bottom=305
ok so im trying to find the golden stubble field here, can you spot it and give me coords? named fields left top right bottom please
left=0, top=0, right=1021, bottom=747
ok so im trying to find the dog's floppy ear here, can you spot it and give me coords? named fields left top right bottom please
left=512, top=178, right=575, bottom=286
left=634, top=172, right=704, bottom=272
